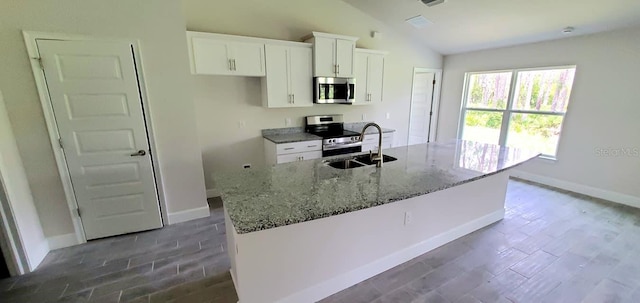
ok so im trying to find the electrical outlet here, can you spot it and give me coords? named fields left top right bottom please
left=362, top=113, right=367, bottom=121
left=238, top=120, right=246, bottom=129
left=285, top=118, right=292, bottom=126
left=404, top=211, right=413, bottom=226
left=242, top=163, right=251, bottom=169
left=386, top=113, right=391, bottom=119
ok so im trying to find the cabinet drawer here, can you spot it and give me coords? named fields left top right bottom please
left=276, top=140, right=322, bottom=155
left=277, top=151, right=322, bottom=164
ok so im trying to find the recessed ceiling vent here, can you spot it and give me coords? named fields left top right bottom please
left=405, top=15, right=433, bottom=29
left=421, top=0, right=446, bottom=7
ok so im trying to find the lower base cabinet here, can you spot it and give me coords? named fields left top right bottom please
left=265, top=139, right=323, bottom=165
left=362, top=132, right=394, bottom=153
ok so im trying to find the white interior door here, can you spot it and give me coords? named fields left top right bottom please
left=37, top=39, right=162, bottom=240
left=409, top=71, right=436, bottom=145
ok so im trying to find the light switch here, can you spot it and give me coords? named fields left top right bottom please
left=285, top=118, right=292, bottom=126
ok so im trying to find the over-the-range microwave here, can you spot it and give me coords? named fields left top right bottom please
left=314, top=77, right=355, bottom=104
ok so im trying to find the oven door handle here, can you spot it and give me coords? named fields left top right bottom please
left=323, top=142, right=362, bottom=151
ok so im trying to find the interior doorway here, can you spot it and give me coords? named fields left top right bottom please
left=27, top=36, right=163, bottom=241
left=408, top=68, right=442, bottom=145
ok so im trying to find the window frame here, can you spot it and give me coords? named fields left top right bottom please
left=457, top=65, right=577, bottom=159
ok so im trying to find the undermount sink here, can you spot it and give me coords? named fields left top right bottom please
left=326, top=154, right=398, bottom=169
left=327, top=159, right=365, bottom=169
left=353, top=154, right=398, bottom=166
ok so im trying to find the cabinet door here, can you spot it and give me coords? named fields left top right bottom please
left=264, top=44, right=291, bottom=108
left=191, top=37, right=232, bottom=75
left=289, top=46, right=313, bottom=107
left=335, top=39, right=355, bottom=77
left=354, top=52, right=368, bottom=104
left=367, top=54, right=385, bottom=103
left=231, top=41, right=266, bottom=76
left=313, top=37, right=336, bottom=77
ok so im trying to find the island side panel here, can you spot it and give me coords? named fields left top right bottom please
left=223, top=206, right=239, bottom=296
left=233, top=172, right=509, bottom=303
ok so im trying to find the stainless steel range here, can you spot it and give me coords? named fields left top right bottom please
left=305, top=115, right=362, bottom=157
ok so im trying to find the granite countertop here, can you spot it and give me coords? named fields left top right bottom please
left=344, top=122, right=396, bottom=135
left=216, top=140, right=539, bottom=234
left=262, top=123, right=395, bottom=144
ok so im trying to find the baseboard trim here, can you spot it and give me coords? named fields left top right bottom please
left=47, top=233, right=79, bottom=250
left=206, top=188, right=220, bottom=198
left=280, top=208, right=506, bottom=303
left=167, top=206, right=210, bottom=225
left=510, top=170, right=640, bottom=209
left=27, top=239, right=49, bottom=272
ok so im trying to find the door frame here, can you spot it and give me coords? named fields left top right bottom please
left=22, top=31, right=167, bottom=245
left=408, top=68, right=443, bottom=144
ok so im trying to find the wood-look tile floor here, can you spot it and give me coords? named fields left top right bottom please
left=2, top=179, right=640, bottom=302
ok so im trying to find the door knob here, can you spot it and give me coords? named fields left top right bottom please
left=130, top=150, right=147, bottom=157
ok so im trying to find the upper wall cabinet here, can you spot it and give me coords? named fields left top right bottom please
left=354, top=49, right=387, bottom=105
left=304, top=32, right=358, bottom=78
left=262, top=43, right=313, bottom=108
left=187, top=31, right=266, bottom=76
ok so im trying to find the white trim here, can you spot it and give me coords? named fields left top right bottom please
left=279, top=208, right=505, bottom=303
left=510, top=170, right=640, bottom=209
left=22, top=31, right=168, bottom=243
left=409, top=67, right=442, bottom=143
left=206, top=188, right=220, bottom=198
left=27, top=240, right=49, bottom=272
left=354, top=48, right=389, bottom=55
left=47, top=233, right=79, bottom=250
left=167, top=206, right=210, bottom=225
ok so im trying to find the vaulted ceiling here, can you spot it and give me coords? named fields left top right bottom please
left=343, top=0, right=640, bottom=54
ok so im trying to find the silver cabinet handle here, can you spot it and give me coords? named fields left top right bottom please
left=284, top=147, right=295, bottom=150
left=228, top=59, right=233, bottom=71
left=232, top=59, right=237, bottom=71
left=292, top=94, right=295, bottom=104
left=307, top=145, right=317, bottom=148
left=337, top=64, right=340, bottom=74
left=131, top=150, right=146, bottom=157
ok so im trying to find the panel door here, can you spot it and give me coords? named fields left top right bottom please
left=367, top=54, right=385, bottom=103
left=264, top=44, right=291, bottom=108
left=37, top=39, right=162, bottom=240
left=289, top=46, right=313, bottom=107
left=353, top=52, right=369, bottom=104
left=191, top=37, right=233, bottom=75
left=231, top=41, right=265, bottom=76
left=313, top=37, right=336, bottom=77
left=335, top=39, right=355, bottom=78
left=408, top=72, right=436, bottom=145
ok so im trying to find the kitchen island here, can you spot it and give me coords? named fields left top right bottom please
left=215, top=140, right=538, bottom=303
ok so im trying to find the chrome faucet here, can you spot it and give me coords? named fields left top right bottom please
left=359, top=123, right=383, bottom=167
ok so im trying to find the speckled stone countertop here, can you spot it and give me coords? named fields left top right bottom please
left=262, top=124, right=395, bottom=143
left=344, top=122, right=396, bottom=135
left=216, top=140, right=539, bottom=234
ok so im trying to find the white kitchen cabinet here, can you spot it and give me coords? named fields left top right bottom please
left=187, top=31, right=265, bottom=76
left=354, top=49, right=387, bottom=105
left=262, top=43, right=313, bottom=108
left=264, top=139, right=323, bottom=165
left=304, top=32, right=358, bottom=78
left=362, top=132, right=394, bottom=153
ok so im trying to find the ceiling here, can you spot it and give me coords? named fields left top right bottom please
left=343, top=0, right=640, bottom=54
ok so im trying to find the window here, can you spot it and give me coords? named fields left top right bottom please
left=458, top=66, right=576, bottom=158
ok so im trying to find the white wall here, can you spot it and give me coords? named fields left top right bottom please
left=439, top=26, right=640, bottom=199
left=183, top=0, right=443, bottom=190
left=0, top=90, right=49, bottom=272
left=0, top=0, right=207, bottom=238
